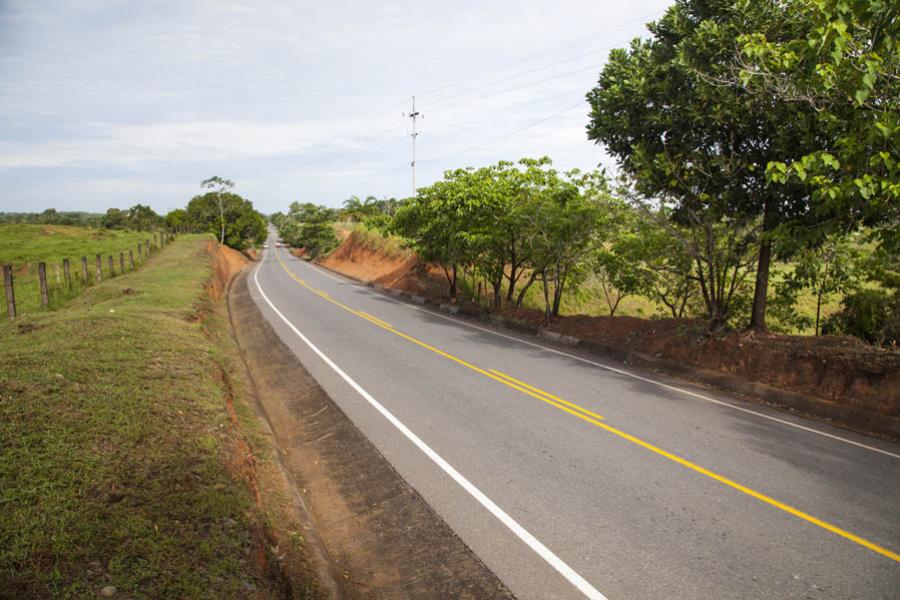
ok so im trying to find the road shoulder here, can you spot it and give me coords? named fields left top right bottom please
left=228, top=268, right=515, bottom=599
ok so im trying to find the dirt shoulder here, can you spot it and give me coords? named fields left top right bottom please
left=318, top=233, right=900, bottom=441
left=228, top=268, right=515, bottom=599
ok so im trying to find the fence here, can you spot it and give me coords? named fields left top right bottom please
left=2, top=231, right=174, bottom=320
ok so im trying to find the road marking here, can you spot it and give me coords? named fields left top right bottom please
left=300, top=259, right=900, bottom=461
left=253, top=260, right=609, bottom=600
left=273, top=248, right=900, bottom=563
left=274, top=250, right=606, bottom=426
left=358, top=311, right=393, bottom=329
left=490, top=369, right=606, bottom=421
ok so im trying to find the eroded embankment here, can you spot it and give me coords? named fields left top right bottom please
left=318, top=233, right=900, bottom=438
left=228, top=268, right=515, bottom=599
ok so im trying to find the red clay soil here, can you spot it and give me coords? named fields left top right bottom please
left=499, top=309, right=900, bottom=416
left=205, top=241, right=248, bottom=301
left=321, top=235, right=900, bottom=417
left=319, top=232, right=446, bottom=296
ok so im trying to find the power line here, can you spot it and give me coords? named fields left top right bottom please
left=384, top=99, right=588, bottom=176
left=414, top=11, right=663, bottom=99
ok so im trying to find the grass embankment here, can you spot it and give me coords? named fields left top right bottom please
left=0, top=224, right=157, bottom=316
left=0, top=235, right=318, bottom=598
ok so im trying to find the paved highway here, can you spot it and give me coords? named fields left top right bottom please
left=250, top=239, right=900, bottom=599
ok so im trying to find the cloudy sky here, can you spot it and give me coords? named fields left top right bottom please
left=0, top=0, right=671, bottom=215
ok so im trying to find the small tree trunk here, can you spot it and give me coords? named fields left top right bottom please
left=516, top=271, right=538, bottom=307
left=748, top=200, right=776, bottom=331
left=815, top=290, right=823, bottom=336
left=492, top=276, right=503, bottom=311
left=748, top=238, right=772, bottom=331
left=541, top=275, right=552, bottom=324
left=218, top=193, right=226, bottom=244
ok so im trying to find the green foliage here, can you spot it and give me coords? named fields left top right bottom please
left=0, top=209, right=103, bottom=227
left=164, top=208, right=190, bottom=232
left=276, top=202, right=339, bottom=258
left=101, top=204, right=162, bottom=231
left=185, top=192, right=266, bottom=251
left=340, top=195, right=401, bottom=223
left=772, top=233, right=863, bottom=334
left=738, top=0, right=899, bottom=233
left=823, top=288, right=900, bottom=347
left=586, top=0, right=852, bottom=330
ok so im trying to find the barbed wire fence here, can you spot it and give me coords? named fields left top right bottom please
left=1, top=231, right=175, bottom=321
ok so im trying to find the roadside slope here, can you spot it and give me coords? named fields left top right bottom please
left=0, top=235, right=321, bottom=598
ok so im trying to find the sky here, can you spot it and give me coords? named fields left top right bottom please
left=0, top=0, right=672, bottom=215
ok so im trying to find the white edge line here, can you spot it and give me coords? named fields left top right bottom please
left=253, top=256, right=608, bottom=600
left=292, top=255, right=900, bottom=461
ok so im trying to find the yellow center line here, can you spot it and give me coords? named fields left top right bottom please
left=271, top=248, right=900, bottom=564
left=359, top=311, right=394, bottom=329
left=490, top=369, right=606, bottom=421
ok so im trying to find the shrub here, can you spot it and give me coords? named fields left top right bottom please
left=823, top=289, right=899, bottom=347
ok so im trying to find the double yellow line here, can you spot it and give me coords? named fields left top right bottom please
left=273, top=251, right=604, bottom=423
left=271, top=248, right=900, bottom=564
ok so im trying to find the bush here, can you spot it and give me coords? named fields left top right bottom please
left=823, top=289, right=899, bottom=347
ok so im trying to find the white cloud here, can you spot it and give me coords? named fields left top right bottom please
left=0, top=0, right=671, bottom=213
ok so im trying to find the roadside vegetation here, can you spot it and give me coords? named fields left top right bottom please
left=0, top=224, right=156, bottom=316
left=0, top=235, right=319, bottom=598
left=274, top=0, right=897, bottom=347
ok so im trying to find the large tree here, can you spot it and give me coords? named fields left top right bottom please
left=186, top=191, right=266, bottom=250
left=737, top=0, right=899, bottom=250
left=587, top=0, right=822, bottom=330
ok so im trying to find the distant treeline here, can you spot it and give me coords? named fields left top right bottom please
left=1, top=209, right=104, bottom=228
left=1, top=205, right=162, bottom=231
left=2, top=185, right=267, bottom=251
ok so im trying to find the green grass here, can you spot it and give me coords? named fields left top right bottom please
left=0, top=235, right=281, bottom=598
left=0, top=224, right=162, bottom=319
left=347, top=224, right=414, bottom=260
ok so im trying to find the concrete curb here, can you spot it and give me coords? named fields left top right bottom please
left=312, top=261, right=900, bottom=442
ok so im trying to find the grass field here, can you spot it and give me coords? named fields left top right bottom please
left=0, top=224, right=161, bottom=318
left=0, top=235, right=317, bottom=598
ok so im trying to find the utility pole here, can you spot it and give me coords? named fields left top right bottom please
left=404, top=96, right=421, bottom=194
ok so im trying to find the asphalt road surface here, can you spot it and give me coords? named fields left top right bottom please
left=250, top=237, right=900, bottom=600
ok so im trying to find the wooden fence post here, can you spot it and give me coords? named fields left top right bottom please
left=119, top=252, right=125, bottom=274
left=3, top=265, right=15, bottom=319
left=38, top=262, right=49, bottom=307
left=137, top=242, right=143, bottom=260
left=81, top=256, right=88, bottom=284
left=63, top=258, right=71, bottom=288
left=95, top=255, right=102, bottom=283
left=108, top=256, right=114, bottom=277
left=145, top=239, right=151, bottom=255
left=129, top=249, right=135, bottom=269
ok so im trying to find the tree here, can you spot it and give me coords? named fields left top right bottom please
left=165, top=208, right=191, bottom=232
left=737, top=0, right=899, bottom=245
left=201, top=176, right=235, bottom=244
left=186, top=191, right=266, bottom=250
left=126, top=204, right=162, bottom=231
left=517, top=168, right=602, bottom=321
left=101, top=208, right=127, bottom=230
left=587, top=0, right=822, bottom=330
left=777, top=234, right=862, bottom=335
left=276, top=203, right=338, bottom=257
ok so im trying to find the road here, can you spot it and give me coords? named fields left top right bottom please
left=250, top=239, right=900, bottom=600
